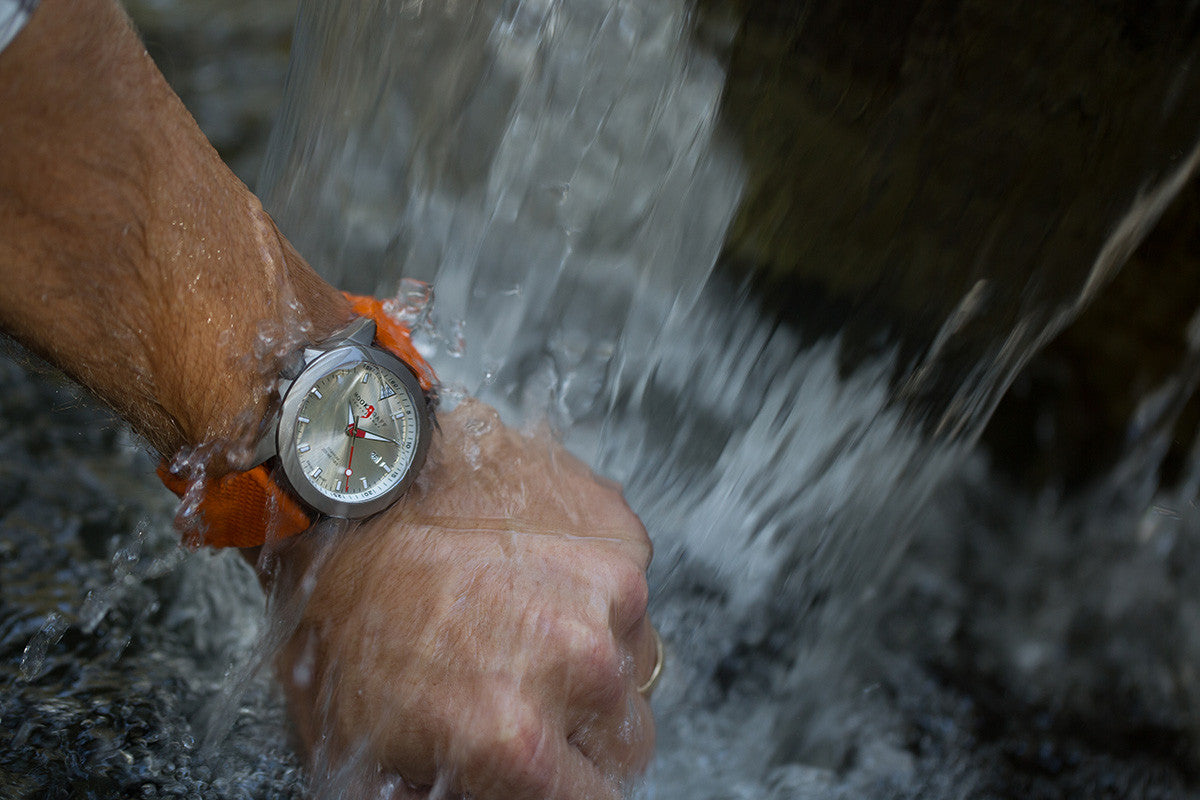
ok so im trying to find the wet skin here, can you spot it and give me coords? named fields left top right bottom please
left=272, top=400, right=658, bottom=799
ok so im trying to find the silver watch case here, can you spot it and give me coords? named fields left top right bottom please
left=253, top=318, right=432, bottom=519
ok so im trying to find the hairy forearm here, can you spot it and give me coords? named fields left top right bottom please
left=0, top=0, right=351, bottom=460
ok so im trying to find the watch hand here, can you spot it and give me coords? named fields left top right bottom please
left=347, top=401, right=355, bottom=428
left=349, top=428, right=399, bottom=445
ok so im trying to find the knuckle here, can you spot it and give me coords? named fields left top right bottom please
left=614, top=563, right=649, bottom=616
left=615, top=515, right=653, bottom=570
left=490, top=703, right=545, bottom=768
left=552, top=618, right=626, bottom=713
left=461, top=699, right=554, bottom=795
left=605, top=560, right=649, bottom=636
left=556, top=618, right=621, bottom=681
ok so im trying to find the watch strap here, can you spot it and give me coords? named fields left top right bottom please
left=157, top=462, right=310, bottom=548
left=343, top=292, right=437, bottom=393
left=159, top=291, right=436, bottom=548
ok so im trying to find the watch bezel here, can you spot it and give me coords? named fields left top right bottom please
left=276, top=342, right=431, bottom=519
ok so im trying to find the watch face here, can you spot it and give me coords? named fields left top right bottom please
left=278, top=346, right=430, bottom=518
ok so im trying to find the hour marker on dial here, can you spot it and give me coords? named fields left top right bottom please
left=298, top=444, right=311, bottom=453
left=310, top=388, right=322, bottom=398
left=380, top=384, right=395, bottom=401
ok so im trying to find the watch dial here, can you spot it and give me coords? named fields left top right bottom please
left=289, top=361, right=422, bottom=503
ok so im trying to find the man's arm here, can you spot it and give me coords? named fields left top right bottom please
left=0, top=2, right=658, bottom=797
left=0, top=0, right=350, bottom=460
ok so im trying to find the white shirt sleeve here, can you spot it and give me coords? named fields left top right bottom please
left=0, top=0, right=38, bottom=56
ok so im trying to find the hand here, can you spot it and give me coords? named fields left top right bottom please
left=268, top=400, right=658, bottom=799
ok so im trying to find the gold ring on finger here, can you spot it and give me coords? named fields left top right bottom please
left=637, top=628, right=664, bottom=696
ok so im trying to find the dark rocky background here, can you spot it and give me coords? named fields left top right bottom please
left=694, top=2, right=1200, bottom=794
left=695, top=0, right=1200, bottom=494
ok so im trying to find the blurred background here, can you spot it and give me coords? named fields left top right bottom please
left=127, top=0, right=1200, bottom=495
left=2, top=0, right=1199, bottom=797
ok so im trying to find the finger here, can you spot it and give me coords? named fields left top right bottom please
left=565, top=617, right=658, bottom=773
left=575, top=616, right=658, bottom=701
left=607, top=558, right=650, bottom=638
left=629, top=617, right=661, bottom=694
left=567, top=684, right=656, bottom=778
left=453, top=703, right=624, bottom=800
left=554, top=615, right=627, bottom=719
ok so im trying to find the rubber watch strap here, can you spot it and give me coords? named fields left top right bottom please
left=159, top=291, right=436, bottom=548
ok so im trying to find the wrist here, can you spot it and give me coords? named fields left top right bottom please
left=134, top=71, right=353, bottom=460
left=0, top=0, right=354, bottom=464
left=142, top=182, right=353, bottom=464
left=159, top=297, right=437, bottom=550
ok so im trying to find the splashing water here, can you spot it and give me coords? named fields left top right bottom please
left=256, top=0, right=1200, bottom=796
left=4, top=0, right=1200, bottom=797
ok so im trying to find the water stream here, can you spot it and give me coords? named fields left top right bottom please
left=3, top=0, right=1200, bottom=797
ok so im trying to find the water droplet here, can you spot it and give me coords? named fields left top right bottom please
left=79, top=589, right=112, bottom=634
left=385, top=278, right=435, bottom=328
left=112, top=522, right=147, bottom=576
left=464, top=417, right=495, bottom=438
left=482, top=358, right=502, bottom=386
left=20, top=611, right=69, bottom=681
left=439, top=383, right=469, bottom=407
left=447, top=319, right=467, bottom=357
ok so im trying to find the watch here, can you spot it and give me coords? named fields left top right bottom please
left=158, top=293, right=437, bottom=548
left=265, top=315, right=432, bottom=517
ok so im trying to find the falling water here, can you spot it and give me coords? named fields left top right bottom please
left=3, top=0, right=1200, bottom=797
left=255, top=0, right=1200, bottom=796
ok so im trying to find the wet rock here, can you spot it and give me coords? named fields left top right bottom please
left=700, top=0, right=1200, bottom=482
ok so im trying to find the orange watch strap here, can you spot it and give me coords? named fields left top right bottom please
left=341, top=291, right=436, bottom=392
left=159, top=291, right=436, bottom=549
left=157, top=462, right=312, bottom=548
